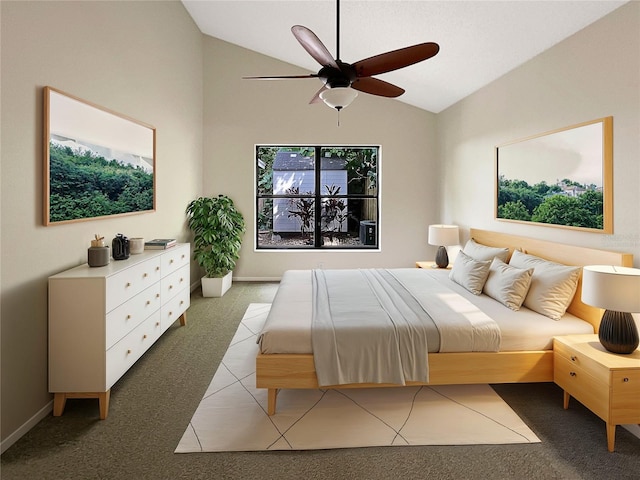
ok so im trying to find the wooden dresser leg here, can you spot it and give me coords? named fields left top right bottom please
left=267, top=388, right=278, bottom=416
left=563, top=390, right=570, bottom=410
left=606, top=423, right=616, bottom=452
left=179, top=312, right=187, bottom=326
left=98, top=390, right=111, bottom=420
left=53, top=393, right=67, bottom=417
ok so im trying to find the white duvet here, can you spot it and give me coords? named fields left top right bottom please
left=310, top=268, right=501, bottom=386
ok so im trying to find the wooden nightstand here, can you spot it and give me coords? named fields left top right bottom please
left=553, top=334, right=640, bottom=452
left=416, top=261, right=451, bottom=269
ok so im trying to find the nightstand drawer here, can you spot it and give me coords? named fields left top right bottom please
left=611, top=370, right=640, bottom=424
left=553, top=339, right=610, bottom=384
left=554, top=353, right=609, bottom=420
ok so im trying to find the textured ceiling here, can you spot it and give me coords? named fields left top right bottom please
left=182, top=0, right=626, bottom=113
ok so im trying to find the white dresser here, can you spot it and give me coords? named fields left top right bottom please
left=49, top=243, right=190, bottom=419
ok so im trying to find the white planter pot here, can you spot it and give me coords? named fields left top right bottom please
left=201, top=272, right=233, bottom=297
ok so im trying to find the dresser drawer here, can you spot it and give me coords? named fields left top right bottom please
left=161, top=265, right=189, bottom=303
left=160, top=287, right=190, bottom=332
left=106, top=257, right=162, bottom=312
left=106, top=311, right=162, bottom=389
left=162, top=244, right=190, bottom=276
left=105, top=283, right=162, bottom=349
left=554, top=352, right=609, bottom=420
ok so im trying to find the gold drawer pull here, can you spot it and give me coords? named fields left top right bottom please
left=170, top=259, right=174, bottom=264
left=143, top=273, right=148, bottom=278
left=570, top=356, right=577, bottom=362
left=623, top=378, right=629, bottom=382
left=146, top=300, right=151, bottom=305
left=169, top=285, right=173, bottom=289
left=570, top=372, right=576, bottom=377
left=180, top=300, right=184, bottom=306
left=169, top=311, right=173, bottom=316
left=143, top=334, right=147, bottom=339
left=156, top=322, right=160, bottom=327
left=156, top=266, right=160, bottom=271
left=126, top=314, right=131, bottom=320
left=127, top=349, right=132, bottom=355
left=156, top=294, right=160, bottom=298
left=126, top=282, right=131, bottom=287
left=180, top=277, right=184, bottom=282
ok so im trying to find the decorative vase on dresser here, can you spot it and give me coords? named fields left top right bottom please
left=48, top=243, right=191, bottom=419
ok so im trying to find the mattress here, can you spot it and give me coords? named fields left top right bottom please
left=257, top=268, right=594, bottom=354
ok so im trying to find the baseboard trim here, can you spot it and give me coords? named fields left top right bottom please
left=623, top=423, right=640, bottom=440
left=1, top=400, right=53, bottom=454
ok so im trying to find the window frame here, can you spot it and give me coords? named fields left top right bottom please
left=255, top=144, right=381, bottom=251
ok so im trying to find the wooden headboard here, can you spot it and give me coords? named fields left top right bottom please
left=470, top=229, right=633, bottom=330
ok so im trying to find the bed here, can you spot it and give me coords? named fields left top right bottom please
left=256, top=229, right=633, bottom=415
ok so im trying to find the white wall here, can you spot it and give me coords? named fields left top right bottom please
left=0, top=0, right=203, bottom=447
left=202, top=36, right=440, bottom=279
left=437, top=2, right=640, bottom=263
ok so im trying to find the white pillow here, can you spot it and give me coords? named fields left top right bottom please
left=509, top=250, right=580, bottom=320
left=449, top=250, right=491, bottom=295
left=463, top=238, right=510, bottom=263
left=483, top=258, right=534, bottom=311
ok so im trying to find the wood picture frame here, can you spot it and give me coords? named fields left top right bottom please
left=495, top=117, right=613, bottom=233
left=43, top=86, right=156, bottom=226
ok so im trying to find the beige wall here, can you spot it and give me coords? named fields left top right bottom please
left=202, top=36, right=440, bottom=279
left=437, top=2, right=640, bottom=263
left=0, top=1, right=203, bottom=446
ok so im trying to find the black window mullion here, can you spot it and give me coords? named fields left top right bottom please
left=314, top=146, right=322, bottom=247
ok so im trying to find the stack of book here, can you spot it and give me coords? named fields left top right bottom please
left=144, top=238, right=177, bottom=250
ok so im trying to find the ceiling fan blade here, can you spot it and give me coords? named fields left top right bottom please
left=309, top=85, right=328, bottom=104
left=353, top=42, right=439, bottom=77
left=351, top=77, right=405, bottom=98
left=291, top=25, right=339, bottom=69
left=243, top=74, right=318, bottom=80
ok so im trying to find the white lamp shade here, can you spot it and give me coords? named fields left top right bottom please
left=582, top=265, right=640, bottom=313
left=319, top=87, right=358, bottom=110
left=428, top=224, right=459, bottom=246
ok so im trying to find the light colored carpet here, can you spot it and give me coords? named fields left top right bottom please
left=175, top=303, right=540, bottom=452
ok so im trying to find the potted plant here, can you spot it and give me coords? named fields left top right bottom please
left=186, top=195, right=246, bottom=297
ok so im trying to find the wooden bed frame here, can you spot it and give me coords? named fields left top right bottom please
left=256, top=229, right=633, bottom=415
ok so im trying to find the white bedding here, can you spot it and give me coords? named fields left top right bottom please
left=257, top=268, right=594, bottom=354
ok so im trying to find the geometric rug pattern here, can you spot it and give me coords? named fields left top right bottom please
left=175, top=303, right=540, bottom=452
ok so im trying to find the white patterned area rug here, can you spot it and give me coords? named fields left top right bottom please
left=175, top=303, right=540, bottom=452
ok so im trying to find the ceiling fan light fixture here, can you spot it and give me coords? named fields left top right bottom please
left=319, top=87, right=358, bottom=111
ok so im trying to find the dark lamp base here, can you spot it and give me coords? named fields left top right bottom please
left=435, top=246, right=449, bottom=269
left=598, top=310, right=639, bottom=354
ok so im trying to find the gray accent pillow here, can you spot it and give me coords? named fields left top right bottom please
left=483, top=258, right=534, bottom=311
left=463, top=238, right=510, bottom=263
left=449, top=250, right=491, bottom=295
left=508, top=250, right=580, bottom=320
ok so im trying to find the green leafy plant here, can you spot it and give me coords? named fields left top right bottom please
left=186, top=195, right=246, bottom=278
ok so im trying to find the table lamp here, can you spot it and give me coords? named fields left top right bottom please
left=581, top=265, right=640, bottom=354
left=428, top=224, right=459, bottom=268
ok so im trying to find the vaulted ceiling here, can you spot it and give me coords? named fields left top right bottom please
left=182, top=1, right=626, bottom=113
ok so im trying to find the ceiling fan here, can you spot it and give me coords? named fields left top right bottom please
left=243, top=0, right=440, bottom=113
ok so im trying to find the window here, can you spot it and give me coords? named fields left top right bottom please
left=256, top=146, right=379, bottom=249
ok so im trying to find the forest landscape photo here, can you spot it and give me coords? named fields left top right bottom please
left=496, top=119, right=610, bottom=231
left=44, top=87, right=155, bottom=225
left=48, top=140, right=154, bottom=223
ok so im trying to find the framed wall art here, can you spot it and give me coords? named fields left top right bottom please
left=43, top=86, right=156, bottom=226
left=495, top=117, right=612, bottom=233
